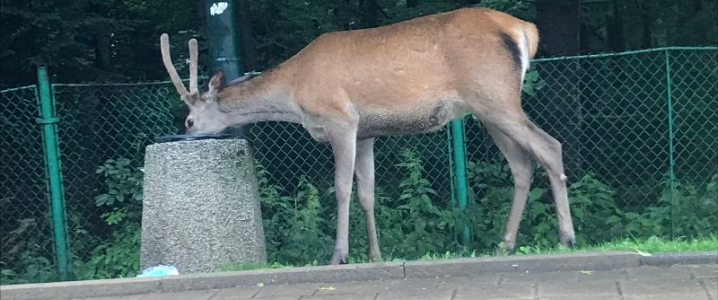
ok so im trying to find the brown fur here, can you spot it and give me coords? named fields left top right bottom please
left=219, top=8, right=539, bottom=131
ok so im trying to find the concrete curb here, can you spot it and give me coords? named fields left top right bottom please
left=403, top=251, right=640, bottom=279
left=2, top=251, right=716, bottom=300
left=161, top=262, right=405, bottom=293
left=0, top=277, right=163, bottom=300
left=639, top=251, right=718, bottom=266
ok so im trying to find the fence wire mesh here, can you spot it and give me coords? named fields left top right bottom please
left=51, top=83, right=184, bottom=262
left=246, top=123, right=453, bottom=209
left=0, top=47, right=716, bottom=284
left=0, top=86, right=57, bottom=281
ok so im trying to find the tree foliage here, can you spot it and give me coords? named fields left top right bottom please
left=1, top=0, right=716, bottom=88
left=0, top=0, right=197, bottom=87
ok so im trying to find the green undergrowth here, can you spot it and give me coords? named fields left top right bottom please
left=4, top=149, right=716, bottom=283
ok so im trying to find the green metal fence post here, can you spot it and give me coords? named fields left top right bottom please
left=36, top=67, right=71, bottom=281
left=447, top=125, right=456, bottom=208
left=451, top=118, right=470, bottom=245
left=664, top=50, right=676, bottom=240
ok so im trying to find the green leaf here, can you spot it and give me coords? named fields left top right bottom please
left=535, top=221, right=550, bottom=233
left=573, top=208, right=585, bottom=219
left=532, top=202, right=547, bottom=216
left=625, top=212, right=640, bottom=220
left=529, top=188, right=546, bottom=201
left=606, top=215, right=622, bottom=223
left=1, top=269, right=17, bottom=276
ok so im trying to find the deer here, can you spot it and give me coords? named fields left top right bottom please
left=160, top=7, right=575, bottom=265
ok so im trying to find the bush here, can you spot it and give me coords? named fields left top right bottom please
left=74, top=158, right=143, bottom=279
left=640, top=173, right=718, bottom=239
left=0, top=241, right=57, bottom=284
left=464, top=158, right=626, bottom=250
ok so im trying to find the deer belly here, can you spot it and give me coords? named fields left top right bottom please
left=357, top=102, right=459, bottom=138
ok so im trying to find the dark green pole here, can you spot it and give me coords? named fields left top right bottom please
left=451, top=119, right=470, bottom=245
left=205, top=0, right=244, bottom=81
left=205, top=0, right=245, bottom=135
left=36, top=67, right=71, bottom=281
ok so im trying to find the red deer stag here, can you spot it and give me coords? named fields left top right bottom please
left=160, top=7, right=575, bottom=265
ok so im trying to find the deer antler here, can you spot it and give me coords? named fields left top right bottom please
left=189, top=39, right=199, bottom=94
left=160, top=33, right=189, bottom=96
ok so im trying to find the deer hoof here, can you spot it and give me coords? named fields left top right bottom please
left=498, top=242, right=516, bottom=256
left=567, top=237, right=576, bottom=248
left=560, top=236, right=576, bottom=249
left=330, top=253, right=348, bottom=265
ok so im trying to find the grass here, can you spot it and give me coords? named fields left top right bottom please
left=418, top=235, right=718, bottom=260
left=568, top=235, right=718, bottom=254
left=220, top=261, right=289, bottom=272
left=220, top=235, right=718, bottom=272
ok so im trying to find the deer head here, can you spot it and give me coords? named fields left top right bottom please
left=160, top=33, right=233, bottom=134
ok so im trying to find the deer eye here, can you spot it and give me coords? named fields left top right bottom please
left=186, top=119, right=194, bottom=128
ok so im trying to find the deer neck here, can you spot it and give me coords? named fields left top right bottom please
left=216, top=69, right=301, bottom=125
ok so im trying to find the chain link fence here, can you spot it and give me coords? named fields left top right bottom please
left=0, top=47, right=716, bottom=284
left=246, top=122, right=453, bottom=212
left=0, top=86, right=57, bottom=282
left=52, top=83, right=184, bottom=263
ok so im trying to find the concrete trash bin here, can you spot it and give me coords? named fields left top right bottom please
left=140, top=135, right=266, bottom=274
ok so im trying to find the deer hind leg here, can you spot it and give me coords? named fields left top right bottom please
left=472, top=103, right=576, bottom=248
left=354, top=137, right=382, bottom=262
left=493, top=117, right=575, bottom=247
left=483, top=123, right=536, bottom=254
left=527, top=122, right=576, bottom=247
left=326, top=123, right=358, bottom=265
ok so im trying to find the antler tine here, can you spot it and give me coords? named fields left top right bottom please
left=160, top=33, right=189, bottom=96
left=189, top=39, right=199, bottom=93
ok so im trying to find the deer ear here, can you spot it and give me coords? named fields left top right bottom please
left=208, top=69, right=226, bottom=95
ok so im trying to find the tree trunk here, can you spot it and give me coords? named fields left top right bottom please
left=536, top=0, right=581, bottom=56
left=362, top=0, right=379, bottom=28
left=237, top=0, right=257, bottom=71
left=454, top=0, right=480, bottom=7
left=579, top=24, right=590, bottom=53
left=536, top=0, right=583, bottom=180
left=639, top=1, right=653, bottom=48
left=94, top=34, right=112, bottom=81
left=607, top=0, right=626, bottom=52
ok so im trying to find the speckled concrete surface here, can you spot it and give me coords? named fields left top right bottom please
left=140, top=138, right=266, bottom=274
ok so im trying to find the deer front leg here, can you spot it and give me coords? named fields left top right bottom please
left=326, top=124, right=358, bottom=265
left=355, top=138, right=382, bottom=262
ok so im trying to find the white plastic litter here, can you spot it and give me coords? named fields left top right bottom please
left=136, top=265, right=180, bottom=277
